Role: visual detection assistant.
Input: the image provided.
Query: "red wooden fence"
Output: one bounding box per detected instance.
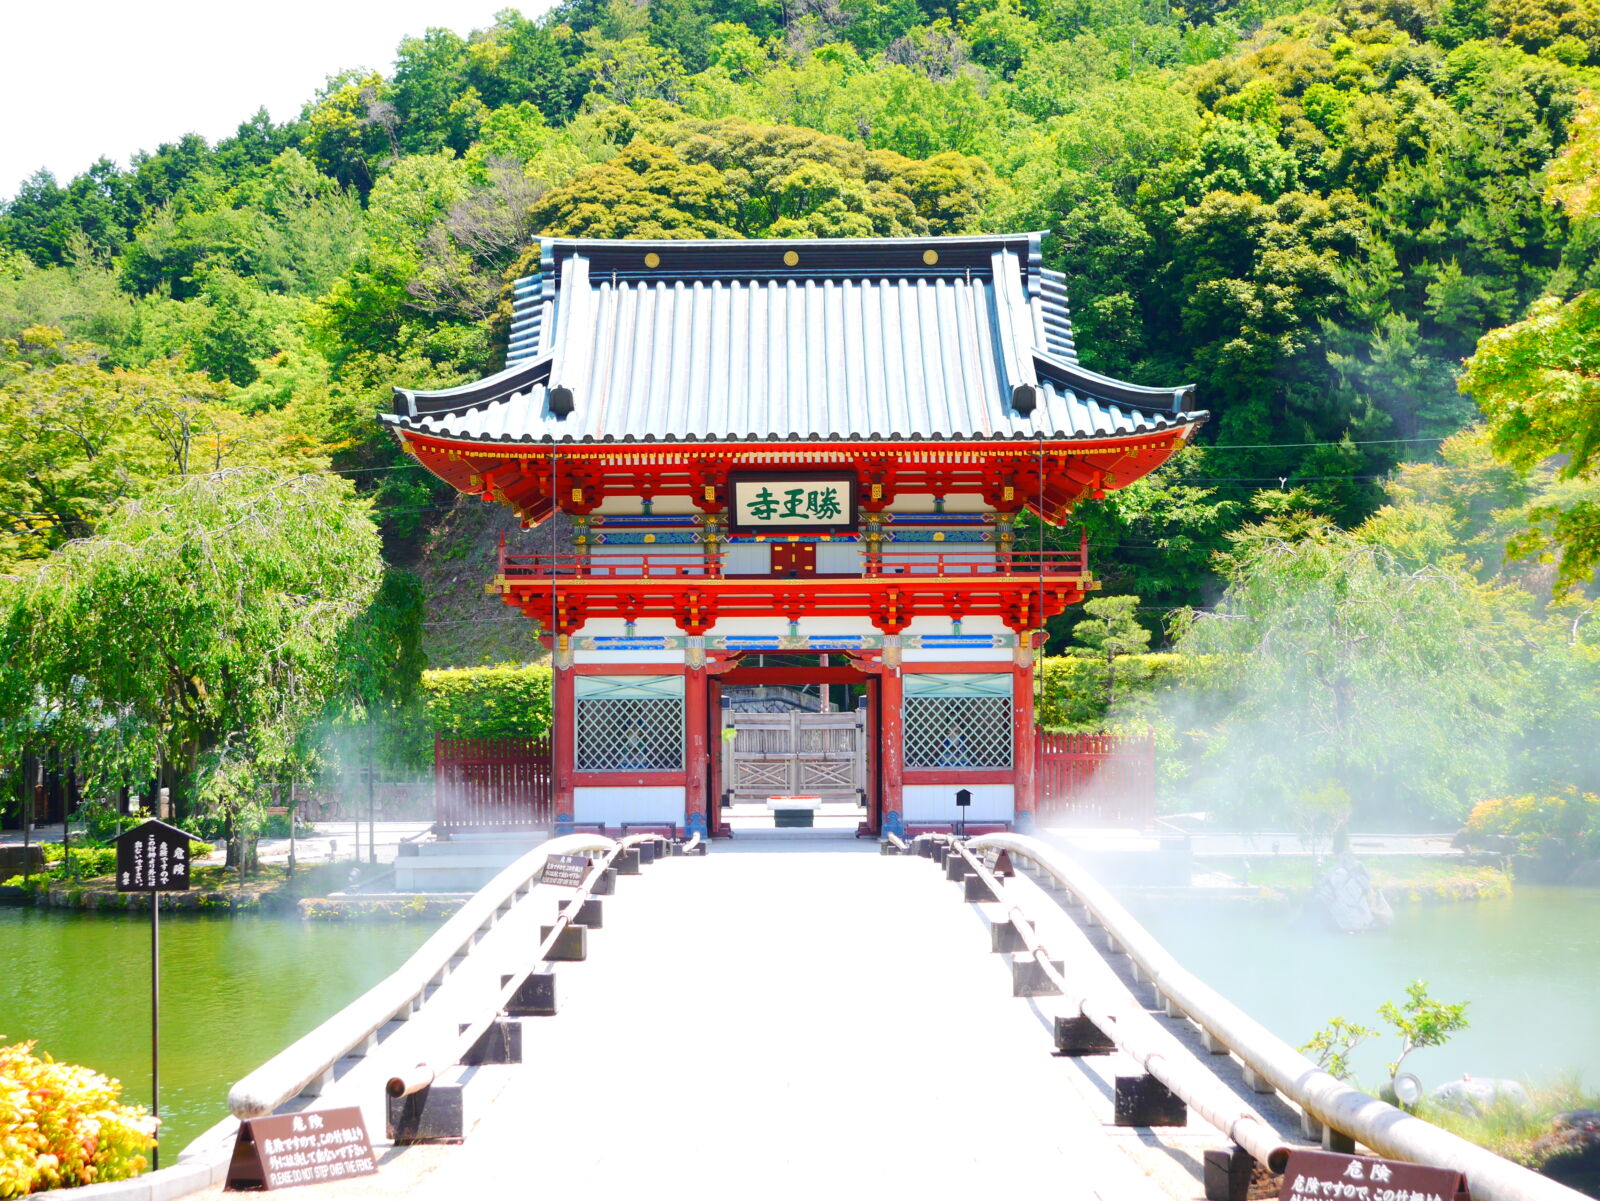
[434,736,553,831]
[1035,730,1156,827]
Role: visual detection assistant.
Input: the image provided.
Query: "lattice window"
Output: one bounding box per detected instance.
[903,673,1013,770]
[574,676,684,772]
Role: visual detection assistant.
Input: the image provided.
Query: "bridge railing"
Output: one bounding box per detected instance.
[970,833,1590,1201]
[228,831,616,1120]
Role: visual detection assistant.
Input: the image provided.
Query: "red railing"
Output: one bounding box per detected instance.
[497,546,1090,581]
[501,552,718,579]
[1035,730,1156,827]
[870,549,1088,576]
[434,736,553,830]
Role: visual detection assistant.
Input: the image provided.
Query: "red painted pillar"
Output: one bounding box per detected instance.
[880,666,904,838]
[684,664,709,840]
[1013,660,1037,830]
[553,658,575,830]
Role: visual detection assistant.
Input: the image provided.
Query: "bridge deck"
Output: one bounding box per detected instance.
[199,835,1246,1199]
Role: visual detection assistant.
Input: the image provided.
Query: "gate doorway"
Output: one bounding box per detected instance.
[710,654,878,835]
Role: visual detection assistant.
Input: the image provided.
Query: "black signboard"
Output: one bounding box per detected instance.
[115,819,196,892]
[540,853,591,889]
[225,1106,378,1191]
[1279,1149,1468,1201]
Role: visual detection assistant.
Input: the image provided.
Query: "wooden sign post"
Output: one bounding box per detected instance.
[115,818,199,1171]
[225,1106,378,1190]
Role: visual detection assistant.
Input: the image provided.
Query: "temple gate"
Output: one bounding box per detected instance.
[386,233,1203,838]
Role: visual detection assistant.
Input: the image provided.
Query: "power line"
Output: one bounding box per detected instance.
[1194,435,1450,451]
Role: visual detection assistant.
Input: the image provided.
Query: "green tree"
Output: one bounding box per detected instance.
[1071,594,1152,709]
[4,469,382,855]
[0,326,302,568]
[1461,89,1600,590]
[1380,979,1471,1081]
[1176,527,1526,825]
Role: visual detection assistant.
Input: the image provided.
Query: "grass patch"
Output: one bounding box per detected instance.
[1416,1078,1600,1178]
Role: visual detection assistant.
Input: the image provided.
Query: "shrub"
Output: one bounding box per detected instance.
[422,664,553,740]
[1036,653,1219,731]
[1464,788,1600,858]
[0,1040,157,1195]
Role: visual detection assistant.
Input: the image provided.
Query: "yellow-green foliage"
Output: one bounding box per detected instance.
[1035,653,1221,730]
[422,663,552,739]
[1465,787,1600,857]
[0,1040,156,1196]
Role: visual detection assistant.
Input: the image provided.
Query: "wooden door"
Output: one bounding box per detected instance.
[724,708,865,801]
[770,543,817,578]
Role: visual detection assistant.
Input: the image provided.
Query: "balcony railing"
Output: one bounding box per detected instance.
[499,545,1090,582]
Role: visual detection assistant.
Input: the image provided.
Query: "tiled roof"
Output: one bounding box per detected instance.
[385,233,1202,446]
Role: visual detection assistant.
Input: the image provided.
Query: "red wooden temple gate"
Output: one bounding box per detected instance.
[389,233,1202,839]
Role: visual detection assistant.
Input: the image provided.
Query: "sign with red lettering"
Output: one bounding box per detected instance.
[1279,1149,1468,1201]
[225,1106,378,1191]
[115,819,197,892]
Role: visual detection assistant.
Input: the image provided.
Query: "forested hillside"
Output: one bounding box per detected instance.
[3,0,1598,646]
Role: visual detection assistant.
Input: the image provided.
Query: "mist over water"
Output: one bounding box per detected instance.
[0,908,435,1151]
[1118,886,1600,1089]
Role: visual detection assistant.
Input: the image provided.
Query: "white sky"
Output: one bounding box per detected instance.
[1,0,552,201]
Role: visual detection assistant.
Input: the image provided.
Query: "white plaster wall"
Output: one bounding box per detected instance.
[880,547,996,576]
[902,615,1014,663]
[816,543,863,573]
[589,543,702,561]
[903,784,1014,822]
[594,495,698,515]
[570,616,689,664]
[906,615,1007,635]
[573,786,685,826]
[888,493,989,514]
[723,543,770,574]
[573,649,687,664]
[708,616,879,639]
[576,618,682,637]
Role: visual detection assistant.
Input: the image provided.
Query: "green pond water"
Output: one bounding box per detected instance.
[1117,885,1600,1092]
[0,908,436,1153]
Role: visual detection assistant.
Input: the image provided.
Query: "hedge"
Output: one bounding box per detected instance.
[416,657,1220,743]
[423,664,553,741]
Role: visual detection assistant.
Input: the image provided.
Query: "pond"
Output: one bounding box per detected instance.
[1117,885,1600,1092]
[0,908,437,1153]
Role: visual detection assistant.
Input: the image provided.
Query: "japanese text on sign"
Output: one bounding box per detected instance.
[540,853,591,889]
[115,819,196,893]
[1279,1150,1467,1201]
[225,1105,379,1191]
[729,474,857,533]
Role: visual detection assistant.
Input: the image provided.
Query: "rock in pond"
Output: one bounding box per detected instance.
[1428,1076,1531,1115]
[1308,853,1393,932]
[1567,859,1600,887]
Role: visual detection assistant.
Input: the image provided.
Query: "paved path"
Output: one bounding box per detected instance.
[201,834,1199,1200]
